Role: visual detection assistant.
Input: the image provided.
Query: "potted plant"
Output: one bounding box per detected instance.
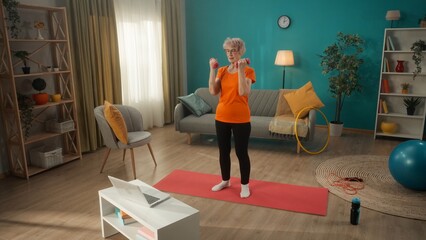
[13,50,30,74]
[32,78,49,105]
[401,83,409,94]
[403,97,422,115]
[411,40,425,80]
[17,93,34,139]
[2,0,21,38]
[320,32,365,136]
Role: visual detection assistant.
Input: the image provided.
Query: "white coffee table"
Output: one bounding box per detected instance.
[99,179,199,240]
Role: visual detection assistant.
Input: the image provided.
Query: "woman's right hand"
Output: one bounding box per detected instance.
[210,58,219,69]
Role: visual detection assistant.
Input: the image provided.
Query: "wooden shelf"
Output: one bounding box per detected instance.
[9,39,67,43]
[375,132,420,139]
[0,4,81,179]
[13,71,71,78]
[379,93,426,98]
[381,72,426,76]
[377,113,424,119]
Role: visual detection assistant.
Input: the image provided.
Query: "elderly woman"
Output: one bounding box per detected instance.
[208,37,256,198]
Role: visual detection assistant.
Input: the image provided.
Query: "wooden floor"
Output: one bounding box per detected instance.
[0,125,425,240]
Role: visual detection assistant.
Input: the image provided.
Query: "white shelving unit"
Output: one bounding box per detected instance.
[374,28,426,140]
[99,180,199,240]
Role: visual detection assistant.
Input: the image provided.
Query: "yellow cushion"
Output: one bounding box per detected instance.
[284,81,324,118]
[103,101,128,144]
[275,89,294,116]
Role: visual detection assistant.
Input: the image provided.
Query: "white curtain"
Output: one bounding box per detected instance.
[114,0,164,129]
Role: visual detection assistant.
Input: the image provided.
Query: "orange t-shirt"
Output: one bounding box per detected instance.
[215,66,256,123]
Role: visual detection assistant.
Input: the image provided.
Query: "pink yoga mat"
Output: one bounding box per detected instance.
[154,169,328,216]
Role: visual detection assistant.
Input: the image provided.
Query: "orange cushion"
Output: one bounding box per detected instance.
[275,89,294,116]
[284,81,324,118]
[103,101,128,144]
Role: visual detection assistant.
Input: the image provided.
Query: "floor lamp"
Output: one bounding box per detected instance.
[275,50,294,89]
[386,10,400,28]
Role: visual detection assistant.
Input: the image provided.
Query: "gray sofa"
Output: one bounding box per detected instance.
[174,88,317,152]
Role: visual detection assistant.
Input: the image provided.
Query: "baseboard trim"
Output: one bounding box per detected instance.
[316,125,374,135]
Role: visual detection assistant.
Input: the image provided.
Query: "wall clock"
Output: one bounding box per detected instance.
[277,15,291,29]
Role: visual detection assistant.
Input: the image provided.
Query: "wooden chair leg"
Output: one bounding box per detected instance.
[130,148,136,179]
[187,133,192,144]
[122,149,126,162]
[147,143,157,166]
[100,148,111,173]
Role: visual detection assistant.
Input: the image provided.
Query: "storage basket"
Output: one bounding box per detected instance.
[45,119,75,133]
[30,146,63,168]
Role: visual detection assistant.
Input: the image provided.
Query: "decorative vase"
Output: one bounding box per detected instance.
[32,93,49,105]
[380,121,398,134]
[36,29,44,40]
[395,60,404,72]
[330,122,344,137]
[407,107,415,116]
[51,94,61,102]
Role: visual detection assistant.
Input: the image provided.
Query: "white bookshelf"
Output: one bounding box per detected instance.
[374,28,426,140]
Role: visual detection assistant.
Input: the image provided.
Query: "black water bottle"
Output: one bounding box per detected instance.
[350,197,361,225]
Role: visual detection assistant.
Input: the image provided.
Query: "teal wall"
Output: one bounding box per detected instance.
[185,0,426,130]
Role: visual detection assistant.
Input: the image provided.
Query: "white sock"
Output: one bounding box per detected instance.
[211,180,230,191]
[240,183,250,198]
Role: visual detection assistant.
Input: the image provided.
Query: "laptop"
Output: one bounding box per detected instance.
[108,176,170,207]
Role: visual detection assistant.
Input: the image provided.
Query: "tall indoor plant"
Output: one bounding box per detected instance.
[320,32,365,136]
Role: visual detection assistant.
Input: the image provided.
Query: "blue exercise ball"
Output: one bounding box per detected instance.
[389,140,426,191]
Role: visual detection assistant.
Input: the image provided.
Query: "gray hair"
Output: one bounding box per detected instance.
[223,37,246,55]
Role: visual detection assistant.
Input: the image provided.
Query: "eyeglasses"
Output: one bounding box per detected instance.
[224,49,238,54]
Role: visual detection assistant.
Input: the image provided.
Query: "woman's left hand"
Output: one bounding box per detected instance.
[237,58,249,69]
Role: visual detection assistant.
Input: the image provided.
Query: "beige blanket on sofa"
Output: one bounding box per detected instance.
[268,114,308,137]
[268,89,308,137]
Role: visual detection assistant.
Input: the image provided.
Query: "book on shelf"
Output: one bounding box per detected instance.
[384,57,390,72]
[137,225,156,240]
[115,207,137,225]
[378,99,383,113]
[136,234,149,240]
[382,58,386,71]
[381,79,390,93]
[382,99,389,114]
[387,36,395,51]
[386,37,390,51]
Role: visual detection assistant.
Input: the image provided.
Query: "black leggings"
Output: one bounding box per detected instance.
[215,120,251,184]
